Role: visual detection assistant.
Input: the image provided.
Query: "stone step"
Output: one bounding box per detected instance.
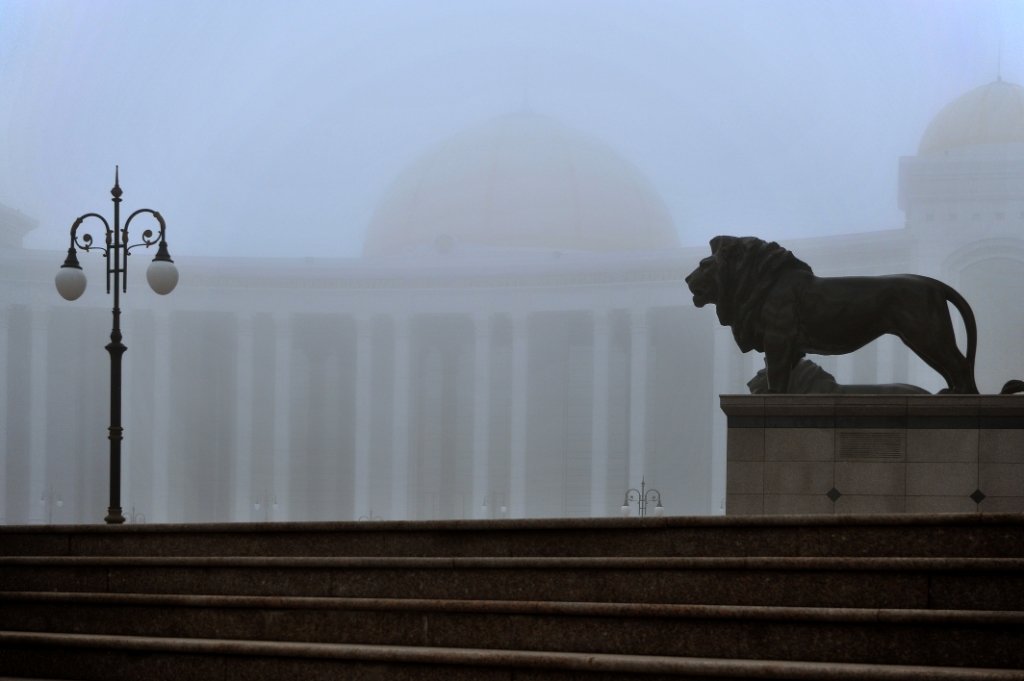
[2,591,1022,669]
[3,513,1023,558]
[2,631,1023,681]
[2,555,1021,610]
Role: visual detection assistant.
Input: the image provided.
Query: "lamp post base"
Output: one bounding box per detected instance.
[105,507,126,524]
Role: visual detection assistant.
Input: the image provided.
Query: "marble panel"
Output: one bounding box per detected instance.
[727,427,765,462]
[979,496,1024,512]
[834,462,906,496]
[764,461,834,496]
[906,429,978,463]
[725,493,764,515]
[979,463,1024,498]
[765,428,834,462]
[763,494,835,515]
[726,461,764,495]
[906,463,977,497]
[979,429,1024,463]
[835,495,907,514]
[905,495,979,514]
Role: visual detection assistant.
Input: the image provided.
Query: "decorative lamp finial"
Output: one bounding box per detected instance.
[112,165,122,199]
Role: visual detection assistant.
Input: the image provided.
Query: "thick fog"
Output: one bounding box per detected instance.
[2,0,1021,256]
[2,1,1023,524]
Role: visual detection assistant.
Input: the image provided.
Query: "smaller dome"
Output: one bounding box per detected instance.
[918,80,1024,154]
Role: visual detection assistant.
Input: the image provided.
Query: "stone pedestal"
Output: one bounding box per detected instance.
[723,395,1024,515]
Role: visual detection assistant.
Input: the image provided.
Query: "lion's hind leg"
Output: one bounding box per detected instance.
[898,317,978,394]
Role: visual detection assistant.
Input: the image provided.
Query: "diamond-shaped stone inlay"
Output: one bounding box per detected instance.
[826,487,842,502]
[970,489,987,504]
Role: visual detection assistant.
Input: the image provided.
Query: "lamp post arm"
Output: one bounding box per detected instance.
[123,208,167,251]
[68,213,112,256]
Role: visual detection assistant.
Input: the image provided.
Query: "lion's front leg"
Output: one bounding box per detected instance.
[764,332,800,393]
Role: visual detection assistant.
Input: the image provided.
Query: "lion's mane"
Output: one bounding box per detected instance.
[709,236,813,353]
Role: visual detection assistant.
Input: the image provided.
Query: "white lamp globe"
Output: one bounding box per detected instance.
[147,258,178,295]
[55,267,87,301]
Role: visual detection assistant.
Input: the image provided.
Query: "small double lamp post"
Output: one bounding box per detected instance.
[621,477,664,518]
[54,168,179,524]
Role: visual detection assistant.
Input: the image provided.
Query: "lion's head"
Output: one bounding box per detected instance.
[685,236,812,352]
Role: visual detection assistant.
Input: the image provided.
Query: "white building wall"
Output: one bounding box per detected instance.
[4,88,1024,523]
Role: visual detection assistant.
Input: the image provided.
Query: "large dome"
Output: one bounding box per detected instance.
[918,79,1024,154]
[363,113,678,256]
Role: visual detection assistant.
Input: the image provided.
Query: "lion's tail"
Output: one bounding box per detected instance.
[942,281,978,384]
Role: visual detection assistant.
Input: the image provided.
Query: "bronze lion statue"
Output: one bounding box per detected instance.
[685,236,979,394]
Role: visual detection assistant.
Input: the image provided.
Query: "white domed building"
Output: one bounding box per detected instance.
[364,113,679,256]
[2,83,1023,524]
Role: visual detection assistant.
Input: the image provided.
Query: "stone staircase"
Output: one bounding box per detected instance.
[1,513,1023,680]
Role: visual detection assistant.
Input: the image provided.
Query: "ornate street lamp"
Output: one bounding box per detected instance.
[358,508,385,521]
[480,494,507,518]
[41,484,64,525]
[621,478,664,518]
[253,490,278,522]
[54,168,178,524]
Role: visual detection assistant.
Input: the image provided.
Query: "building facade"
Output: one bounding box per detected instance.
[2,81,1022,524]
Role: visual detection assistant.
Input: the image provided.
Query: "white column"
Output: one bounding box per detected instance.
[391,316,411,520]
[0,306,8,523]
[354,315,373,520]
[471,314,491,519]
[628,308,648,487]
[835,354,855,385]
[232,313,255,521]
[876,335,897,384]
[151,311,172,522]
[273,312,292,521]
[322,347,343,520]
[589,310,610,517]
[509,313,528,517]
[746,352,764,387]
[29,307,48,523]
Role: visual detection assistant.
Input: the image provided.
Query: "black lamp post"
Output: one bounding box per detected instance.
[54,168,178,524]
[620,477,664,518]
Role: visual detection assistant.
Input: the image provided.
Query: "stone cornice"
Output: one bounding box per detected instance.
[721,394,1024,428]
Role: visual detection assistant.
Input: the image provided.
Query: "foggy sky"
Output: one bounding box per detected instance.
[2,0,1022,259]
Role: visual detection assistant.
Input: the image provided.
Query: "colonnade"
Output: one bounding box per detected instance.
[205,307,652,522]
[2,274,736,525]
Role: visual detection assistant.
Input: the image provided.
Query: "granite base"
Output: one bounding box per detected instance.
[722,395,1024,515]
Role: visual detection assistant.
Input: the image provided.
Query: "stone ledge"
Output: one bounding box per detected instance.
[4,631,1024,680]
[722,394,1024,428]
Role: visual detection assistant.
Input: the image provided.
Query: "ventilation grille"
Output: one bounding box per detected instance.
[837,430,906,461]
